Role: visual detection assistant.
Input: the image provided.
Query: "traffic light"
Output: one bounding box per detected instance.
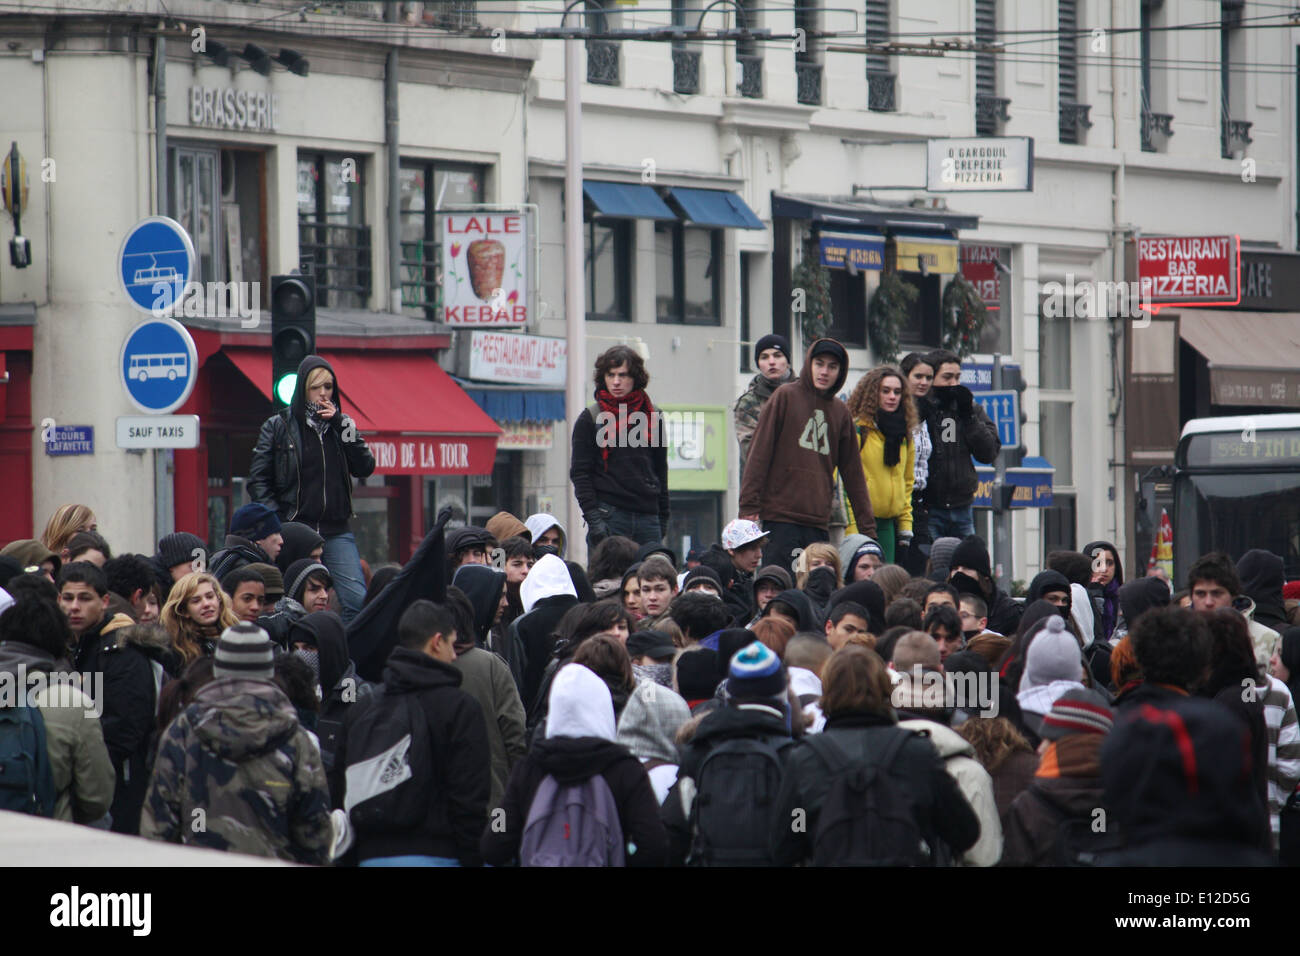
[1002,363,1029,467]
[270,274,315,408]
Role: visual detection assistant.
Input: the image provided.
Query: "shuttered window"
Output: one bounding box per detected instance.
[865,0,895,111]
[974,0,998,135]
[1058,0,1079,143]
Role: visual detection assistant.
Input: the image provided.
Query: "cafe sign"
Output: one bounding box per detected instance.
[440,212,531,326]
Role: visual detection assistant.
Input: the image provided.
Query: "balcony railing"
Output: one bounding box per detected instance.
[299,220,372,308]
[737,53,763,98]
[1221,118,1253,158]
[400,239,440,319]
[796,62,822,106]
[1141,108,1174,151]
[866,69,895,111]
[587,39,620,85]
[975,94,1011,135]
[673,49,700,95]
[1058,102,1093,145]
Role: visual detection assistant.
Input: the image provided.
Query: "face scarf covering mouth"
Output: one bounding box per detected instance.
[633,662,673,688]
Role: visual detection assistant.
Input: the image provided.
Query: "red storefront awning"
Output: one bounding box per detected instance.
[223,348,501,475]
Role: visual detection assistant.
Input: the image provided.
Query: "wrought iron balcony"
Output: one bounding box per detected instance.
[975,93,1011,134]
[1222,118,1253,157]
[1141,109,1174,151]
[796,61,822,106]
[673,49,700,95]
[737,53,763,98]
[1058,102,1093,144]
[866,69,895,112]
[587,40,620,86]
[299,220,372,308]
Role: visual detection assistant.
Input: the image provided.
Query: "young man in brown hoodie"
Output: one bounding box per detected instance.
[739,337,876,571]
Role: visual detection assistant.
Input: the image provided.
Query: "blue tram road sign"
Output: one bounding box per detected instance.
[117,216,197,315]
[120,316,199,415]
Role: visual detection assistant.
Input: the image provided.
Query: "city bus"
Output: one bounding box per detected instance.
[128,352,188,382]
[1172,414,1300,581]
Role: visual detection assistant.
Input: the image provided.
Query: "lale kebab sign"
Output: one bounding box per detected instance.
[441,212,530,325]
[1136,234,1241,311]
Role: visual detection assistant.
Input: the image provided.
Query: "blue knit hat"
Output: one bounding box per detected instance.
[230,502,282,542]
[726,641,787,700]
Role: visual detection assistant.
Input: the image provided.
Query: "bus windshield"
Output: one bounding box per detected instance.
[1174,471,1300,579]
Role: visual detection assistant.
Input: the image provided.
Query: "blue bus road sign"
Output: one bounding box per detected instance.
[973,389,1019,448]
[120,317,198,415]
[117,216,196,315]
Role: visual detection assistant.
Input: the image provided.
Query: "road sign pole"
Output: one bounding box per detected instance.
[992,353,1010,593]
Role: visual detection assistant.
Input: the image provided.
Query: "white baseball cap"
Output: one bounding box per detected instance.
[722,519,769,551]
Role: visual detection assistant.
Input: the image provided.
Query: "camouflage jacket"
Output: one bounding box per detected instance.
[733,370,795,475]
[141,676,332,865]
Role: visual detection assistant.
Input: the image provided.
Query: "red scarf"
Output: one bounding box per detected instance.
[594,388,654,465]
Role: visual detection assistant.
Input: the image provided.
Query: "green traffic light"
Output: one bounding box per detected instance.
[275,373,297,406]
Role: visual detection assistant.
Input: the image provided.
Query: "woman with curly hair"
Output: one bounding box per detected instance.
[845,365,917,565]
[160,571,240,664]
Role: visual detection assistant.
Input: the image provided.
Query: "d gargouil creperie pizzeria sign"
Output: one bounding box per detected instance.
[441,212,530,326]
[1136,235,1241,311]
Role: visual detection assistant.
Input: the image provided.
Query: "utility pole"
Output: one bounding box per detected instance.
[564,36,586,565]
[992,351,1010,591]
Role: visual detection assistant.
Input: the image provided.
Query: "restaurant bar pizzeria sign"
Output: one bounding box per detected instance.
[1136,234,1240,309]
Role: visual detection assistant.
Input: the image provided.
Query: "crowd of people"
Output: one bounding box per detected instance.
[1,344,1299,867]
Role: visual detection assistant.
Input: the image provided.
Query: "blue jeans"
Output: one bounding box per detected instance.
[929,506,975,542]
[592,502,662,550]
[321,531,365,625]
[359,855,461,867]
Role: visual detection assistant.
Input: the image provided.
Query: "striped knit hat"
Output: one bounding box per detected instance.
[726,641,786,700]
[213,623,276,681]
[1040,688,1113,740]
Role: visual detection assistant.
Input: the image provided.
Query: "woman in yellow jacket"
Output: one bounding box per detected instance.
[845,364,916,565]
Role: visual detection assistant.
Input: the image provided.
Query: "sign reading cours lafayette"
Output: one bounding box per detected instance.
[1136,235,1240,309]
[440,212,530,326]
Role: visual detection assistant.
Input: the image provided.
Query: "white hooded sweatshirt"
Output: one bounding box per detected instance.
[525,513,568,558]
[520,553,578,614]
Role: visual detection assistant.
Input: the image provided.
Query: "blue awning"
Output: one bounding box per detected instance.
[667,187,766,230]
[463,387,566,423]
[583,181,677,220]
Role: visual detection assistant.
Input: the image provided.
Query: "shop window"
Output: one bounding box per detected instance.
[1040,400,1073,485]
[399,161,487,320]
[298,152,372,308]
[351,476,401,567]
[655,223,721,326]
[827,268,868,348]
[206,431,258,551]
[585,218,632,322]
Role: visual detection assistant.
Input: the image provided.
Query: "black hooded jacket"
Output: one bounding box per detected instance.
[207,534,271,583]
[1027,570,1072,604]
[453,564,507,644]
[480,735,668,867]
[331,647,489,865]
[569,387,670,524]
[1237,549,1289,633]
[289,610,373,773]
[276,522,325,573]
[918,384,1001,510]
[825,580,886,635]
[248,354,376,535]
[764,588,819,633]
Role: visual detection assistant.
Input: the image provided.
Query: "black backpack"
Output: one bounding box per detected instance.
[805,730,932,867]
[342,688,436,835]
[1054,807,1126,866]
[688,735,791,866]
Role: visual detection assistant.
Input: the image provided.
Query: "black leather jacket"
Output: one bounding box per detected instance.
[248,409,376,530]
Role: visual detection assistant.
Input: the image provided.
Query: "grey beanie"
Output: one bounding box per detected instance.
[927,537,963,582]
[1020,616,1085,692]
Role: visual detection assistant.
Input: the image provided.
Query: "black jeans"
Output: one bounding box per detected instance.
[761,522,829,577]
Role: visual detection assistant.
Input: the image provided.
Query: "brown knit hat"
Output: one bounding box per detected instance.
[0,539,61,575]
[246,562,284,602]
[486,511,530,543]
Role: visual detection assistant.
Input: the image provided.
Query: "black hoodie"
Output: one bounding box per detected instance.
[737,338,875,535]
[825,580,887,636]
[1237,549,1289,633]
[453,564,507,644]
[288,610,373,773]
[764,588,819,633]
[331,646,489,865]
[247,354,376,534]
[276,522,325,573]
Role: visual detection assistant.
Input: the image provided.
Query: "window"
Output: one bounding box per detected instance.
[1140,0,1172,151]
[735,0,762,98]
[1220,0,1250,158]
[1058,0,1090,144]
[656,223,722,325]
[672,1,701,95]
[170,146,267,306]
[585,1,620,86]
[1039,310,1071,390]
[794,1,821,105]
[298,152,371,308]
[171,146,220,284]
[865,0,895,111]
[974,0,1007,135]
[1040,400,1073,485]
[585,218,632,322]
[423,0,478,29]
[740,252,753,371]
[1042,493,1077,554]
[828,268,867,348]
[399,161,487,320]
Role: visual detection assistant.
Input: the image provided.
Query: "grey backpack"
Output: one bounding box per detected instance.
[519,773,626,867]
